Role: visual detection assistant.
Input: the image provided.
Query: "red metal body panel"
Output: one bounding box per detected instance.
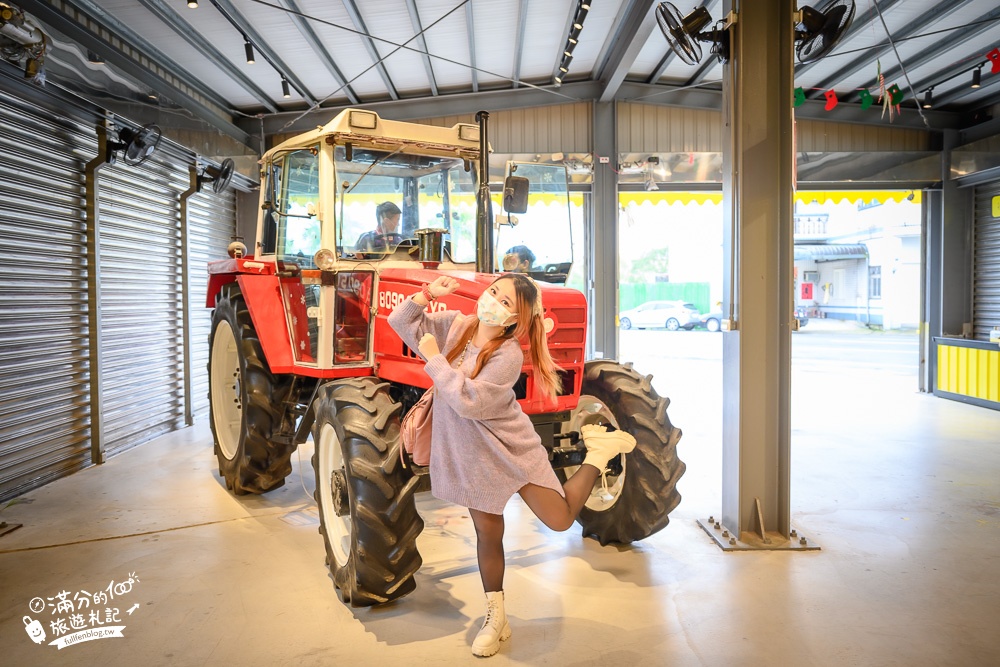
[374,269,587,414]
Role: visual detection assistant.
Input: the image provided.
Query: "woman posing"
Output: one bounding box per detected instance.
[388,273,636,657]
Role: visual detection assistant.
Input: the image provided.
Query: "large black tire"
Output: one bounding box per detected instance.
[312,378,424,607]
[560,360,685,545]
[208,282,296,494]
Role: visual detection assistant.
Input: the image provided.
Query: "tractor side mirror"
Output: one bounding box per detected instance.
[503,176,529,214]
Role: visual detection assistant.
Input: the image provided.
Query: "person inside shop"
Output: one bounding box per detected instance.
[354,201,402,255]
[501,245,535,273]
[387,273,636,658]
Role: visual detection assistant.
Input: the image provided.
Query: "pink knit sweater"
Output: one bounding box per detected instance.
[388,296,565,514]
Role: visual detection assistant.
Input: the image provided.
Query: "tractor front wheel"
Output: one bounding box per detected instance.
[560,360,685,545]
[209,283,296,494]
[312,378,424,606]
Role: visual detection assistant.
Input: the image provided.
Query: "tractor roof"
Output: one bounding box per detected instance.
[263,108,486,162]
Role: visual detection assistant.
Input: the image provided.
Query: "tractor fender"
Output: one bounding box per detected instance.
[235,274,295,371]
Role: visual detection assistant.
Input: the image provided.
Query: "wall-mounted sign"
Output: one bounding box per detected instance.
[993,195,1000,218]
[801,282,814,300]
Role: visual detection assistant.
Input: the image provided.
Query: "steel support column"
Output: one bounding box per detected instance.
[85,124,109,465]
[701,0,816,551]
[591,101,618,362]
[179,166,198,427]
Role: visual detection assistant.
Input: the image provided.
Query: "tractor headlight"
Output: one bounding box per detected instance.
[314,248,337,270]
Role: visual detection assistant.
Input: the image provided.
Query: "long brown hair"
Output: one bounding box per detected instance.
[445,273,562,399]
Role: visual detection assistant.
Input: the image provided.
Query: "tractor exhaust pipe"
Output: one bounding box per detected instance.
[475,110,494,274]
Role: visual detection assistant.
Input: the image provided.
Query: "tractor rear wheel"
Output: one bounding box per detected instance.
[209,282,296,494]
[312,378,424,606]
[560,360,685,545]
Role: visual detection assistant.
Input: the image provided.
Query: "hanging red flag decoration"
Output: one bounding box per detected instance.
[988,47,1000,74]
[824,89,838,111]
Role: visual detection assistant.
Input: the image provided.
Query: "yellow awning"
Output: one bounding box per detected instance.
[619,190,921,206]
[795,190,922,205]
[620,192,723,206]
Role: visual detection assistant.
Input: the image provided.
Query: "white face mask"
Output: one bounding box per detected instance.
[477,291,517,327]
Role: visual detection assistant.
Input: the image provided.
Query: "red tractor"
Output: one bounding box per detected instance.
[206,109,684,607]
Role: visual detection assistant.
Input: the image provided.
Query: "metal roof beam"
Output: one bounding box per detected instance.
[794,0,904,80]
[934,67,1000,107]
[465,1,478,92]
[684,57,717,87]
[596,0,658,103]
[276,0,359,105]
[17,0,253,148]
[339,0,399,100]
[512,0,529,89]
[208,0,319,106]
[404,0,438,96]
[807,0,974,100]
[247,79,962,137]
[135,0,278,113]
[910,47,995,103]
[879,6,1000,86]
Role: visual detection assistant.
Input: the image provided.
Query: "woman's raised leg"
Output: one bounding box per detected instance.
[518,464,602,532]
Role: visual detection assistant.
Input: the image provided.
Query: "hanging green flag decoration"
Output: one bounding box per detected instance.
[858,88,874,110]
[793,87,805,107]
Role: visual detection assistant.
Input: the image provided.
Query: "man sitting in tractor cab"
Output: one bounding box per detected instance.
[354,201,402,257]
[502,245,535,273]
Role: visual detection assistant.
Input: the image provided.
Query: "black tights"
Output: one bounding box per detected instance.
[468,464,603,593]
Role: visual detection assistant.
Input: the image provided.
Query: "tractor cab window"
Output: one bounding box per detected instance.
[263,146,321,268]
[333,144,476,264]
[495,162,574,283]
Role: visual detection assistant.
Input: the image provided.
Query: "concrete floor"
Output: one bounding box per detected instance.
[2,340,999,666]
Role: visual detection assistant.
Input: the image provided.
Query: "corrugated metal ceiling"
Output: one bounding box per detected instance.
[8,0,1000,144]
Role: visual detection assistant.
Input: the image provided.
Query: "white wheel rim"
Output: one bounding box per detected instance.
[708,319,719,332]
[566,394,628,511]
[210,320,241,460]
[317,423,352,567]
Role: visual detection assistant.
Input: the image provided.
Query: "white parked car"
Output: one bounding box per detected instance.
[619,300,701,331]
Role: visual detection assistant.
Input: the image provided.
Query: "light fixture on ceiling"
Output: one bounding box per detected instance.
[555,1,588,88]
[971,65,982,89]
[187,0,198,7]
[244,36,254,64]
[921,88,933,109]
[281,76,290,98]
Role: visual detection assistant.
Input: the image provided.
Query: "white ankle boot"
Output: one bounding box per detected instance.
[471,590,511,657]
[581,424,637,470]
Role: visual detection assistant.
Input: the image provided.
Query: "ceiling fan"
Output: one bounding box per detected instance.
[656,1,855,66]
[106,123,161,167]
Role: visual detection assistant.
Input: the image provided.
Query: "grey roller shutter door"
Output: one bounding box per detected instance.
[188,189,237,418]
[0,90,95,501]
[973,182,1000,341]
[98,157,187,457]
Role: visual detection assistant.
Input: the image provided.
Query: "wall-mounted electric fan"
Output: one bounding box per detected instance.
[106,123,161,167]
[657,1,855,66]
[197,158,235,194]
[795,0,855,64]
[655,2,730,65]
